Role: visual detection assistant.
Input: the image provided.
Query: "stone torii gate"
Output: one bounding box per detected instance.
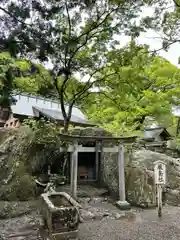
[59,134,137,210]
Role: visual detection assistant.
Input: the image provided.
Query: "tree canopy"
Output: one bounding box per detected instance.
[85,42,180,135]
[0,0,180,135]
[0,51,54,107]
[0,0,160,131]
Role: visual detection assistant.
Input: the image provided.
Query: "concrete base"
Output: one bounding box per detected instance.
[116,200,131,210]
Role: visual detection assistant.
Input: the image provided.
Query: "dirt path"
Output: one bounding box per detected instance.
[1,198,180,240]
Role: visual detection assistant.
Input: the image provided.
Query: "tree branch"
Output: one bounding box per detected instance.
[64,2,72,67]
[63,68,103,119]
[70,68,104,101]
[72,71,117,104]
[173,0,180,7]
[77,91,91,103]
[76,7,114,40]
[150,40,179,54]
[98,91,122,109]
[64,70,114,119]
[67,6,120,67]
[53,76,67,120]
[63,90,69,101]
[0,6,32,26]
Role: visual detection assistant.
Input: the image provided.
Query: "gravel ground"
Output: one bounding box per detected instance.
[79,206,180,240]
[1,199,180,240]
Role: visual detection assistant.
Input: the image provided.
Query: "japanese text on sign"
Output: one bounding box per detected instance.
[154,161,166,185]
[158,164,164,183]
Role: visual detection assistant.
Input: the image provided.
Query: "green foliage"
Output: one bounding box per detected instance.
[23,118,61,146]
[22,118,65,173]
[0,0,179,135]
[85,42,180,135]
[0,0,157,130]
[0,51,55,106]
[0,52,14,107]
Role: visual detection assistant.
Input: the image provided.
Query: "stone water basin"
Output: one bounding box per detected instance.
[40,192,80,240]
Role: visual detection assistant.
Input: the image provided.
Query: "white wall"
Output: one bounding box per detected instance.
[11,94,87,120]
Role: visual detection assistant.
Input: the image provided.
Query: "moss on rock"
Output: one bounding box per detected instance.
[0,126,63,201]
[102,147,180,207]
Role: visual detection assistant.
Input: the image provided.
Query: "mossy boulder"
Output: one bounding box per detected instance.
[102,147,180,207]
[0,174,37,201]
[0,126,64,201]
[0,128,36,201]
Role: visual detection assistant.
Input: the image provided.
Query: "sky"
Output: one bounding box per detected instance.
[140,35,180,67]
[117,4,180,68]
[117,31,180,67]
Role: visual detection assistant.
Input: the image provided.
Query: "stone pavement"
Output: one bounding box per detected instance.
[1,198,180,240]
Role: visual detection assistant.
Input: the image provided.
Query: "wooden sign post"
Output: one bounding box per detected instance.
[154,160,166,217]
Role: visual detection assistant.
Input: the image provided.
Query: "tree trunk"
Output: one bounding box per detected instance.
[62,117,70,178]
[63,118,69,133]
[176,118,180,136]
[134,115,146,130]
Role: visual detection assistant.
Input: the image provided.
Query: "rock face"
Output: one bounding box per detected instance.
[0,128,37,201]
[102,148,180,207]
[0,127,63,201]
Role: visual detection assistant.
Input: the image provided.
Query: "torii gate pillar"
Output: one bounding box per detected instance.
[116,144,130,210]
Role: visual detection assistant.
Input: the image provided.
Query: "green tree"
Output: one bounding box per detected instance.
[86,42,180,135]
[0,52,14,108]
[0,0,156,131]
[141,0,180,55]
[0,51,54,104]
